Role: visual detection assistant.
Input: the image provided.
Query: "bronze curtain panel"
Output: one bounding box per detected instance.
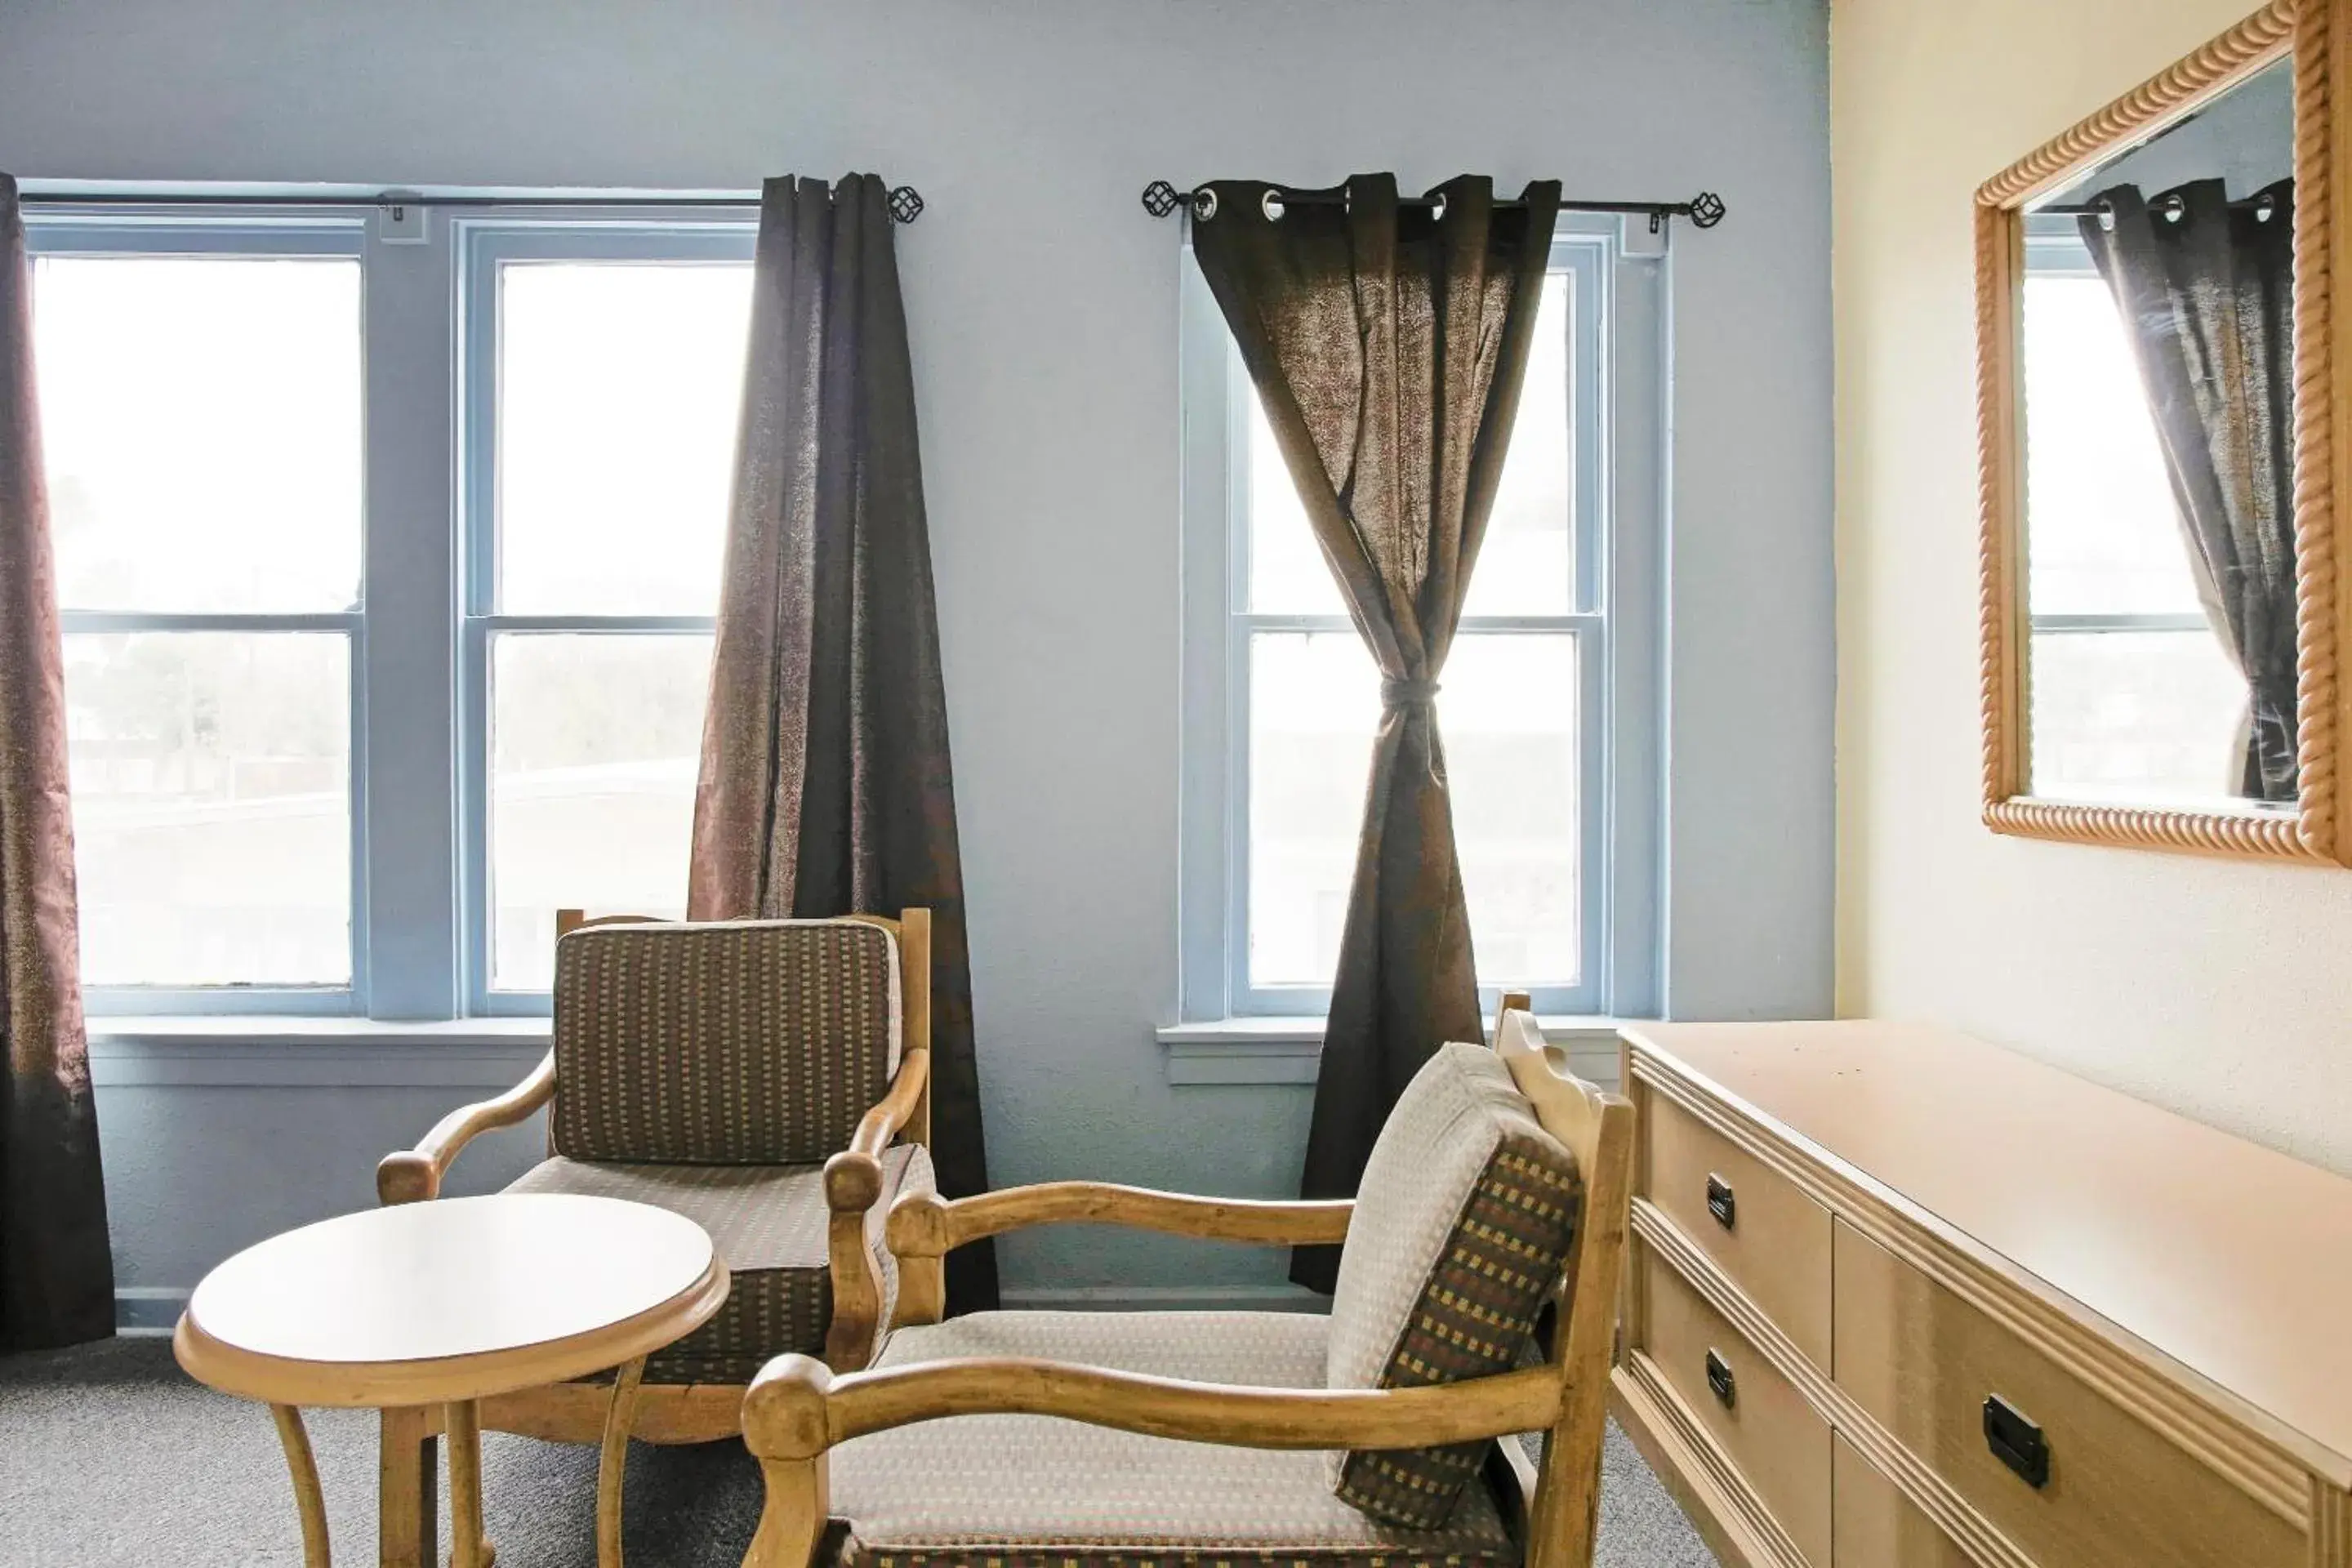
[2082,178,2299,801]
[1192,174,1559,1290]
[0,173,114,1350]
[688,173,996,1312]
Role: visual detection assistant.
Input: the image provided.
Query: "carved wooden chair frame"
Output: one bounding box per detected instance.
[736,1001,1635,1568]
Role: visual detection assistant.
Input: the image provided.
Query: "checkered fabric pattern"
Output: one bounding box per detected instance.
[1324,1042,1584,1529]
[549,919,902,1165]
[506,1143,933,1382]
[826,1311,1521,1568]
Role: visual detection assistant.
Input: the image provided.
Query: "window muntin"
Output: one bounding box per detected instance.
[461,228,754,1002]
[30,229,365,996]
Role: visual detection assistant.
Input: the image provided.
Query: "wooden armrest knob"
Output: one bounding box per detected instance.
[885,1191,950,1256]
[376,1151,439,1206]
[743,1353,835,1459]
[824,1150,884,1213]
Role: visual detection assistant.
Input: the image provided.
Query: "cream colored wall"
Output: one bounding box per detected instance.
[1833,0,2352,1178]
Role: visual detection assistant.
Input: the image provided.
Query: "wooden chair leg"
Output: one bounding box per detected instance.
[598,1357,648,1568]
[378,1405,439,1568]
[448,1398,493,1568]
[269,1405,331,1568]
[743,1454,829,1568]
[1526,1409,1607,1568]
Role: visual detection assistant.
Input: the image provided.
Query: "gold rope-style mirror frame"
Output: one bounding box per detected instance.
[1976,0,2351,862]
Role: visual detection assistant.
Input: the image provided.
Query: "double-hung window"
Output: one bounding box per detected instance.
[33,219,367,1005]
[459,223,752,1002]
[26,203,755,1016]
[1178,215,1664,1021]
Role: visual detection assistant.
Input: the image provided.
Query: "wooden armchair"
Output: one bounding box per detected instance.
[740,1004,1634,1568]
[376,908,938,1462]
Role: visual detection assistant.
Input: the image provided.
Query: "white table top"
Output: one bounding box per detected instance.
[176,1194,727,1407]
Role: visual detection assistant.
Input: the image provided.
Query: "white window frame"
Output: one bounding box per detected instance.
[28,201,755,1018]
[455,219,754,1015]
[1176,214,1665,1022]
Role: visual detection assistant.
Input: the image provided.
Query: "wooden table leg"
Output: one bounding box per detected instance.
[447,1397,494,1568]
[598,1357,648,1568]
[379,1405,439,1568]
[269,1405,331,1568]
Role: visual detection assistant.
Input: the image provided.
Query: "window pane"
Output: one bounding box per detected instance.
[1245,272,1572,616]
[2029,628,2252,804]
[1446,635,1581,982]
[488,632,713,990]
[33,256,362,611]
[64,632,351,986]
[2022,270,2207,617]
[1247,631,1580,989]
[1463,273,1572,616]
[498,263,752,614]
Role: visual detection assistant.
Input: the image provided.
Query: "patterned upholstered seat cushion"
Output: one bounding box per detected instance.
[505,1143,933,1383]
[826,1310,1520,1568]
[1324,1041,1584,1530]
[550,918,902,1165]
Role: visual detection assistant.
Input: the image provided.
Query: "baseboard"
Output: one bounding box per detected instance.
[999,1283,1329,1313]
[114,1286,189,1336]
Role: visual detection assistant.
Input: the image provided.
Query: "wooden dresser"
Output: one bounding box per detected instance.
[1612,1021,2352,1568]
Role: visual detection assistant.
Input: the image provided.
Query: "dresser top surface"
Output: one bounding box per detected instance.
[1622,1018,2352,1476]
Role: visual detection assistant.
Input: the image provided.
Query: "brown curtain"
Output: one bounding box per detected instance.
[1192,175,1559,1290]
[0,172,115,1350]
[2081,178,2299,801]
[688,174,996,1313]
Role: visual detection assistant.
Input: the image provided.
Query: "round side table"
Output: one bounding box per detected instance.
[175,1192,728,1568]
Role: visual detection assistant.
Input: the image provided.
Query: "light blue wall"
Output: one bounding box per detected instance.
[0,0,1834,1321]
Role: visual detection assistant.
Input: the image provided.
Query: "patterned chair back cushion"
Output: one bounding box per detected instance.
[1324,1040,1585,1530]
[550,919,902,1165]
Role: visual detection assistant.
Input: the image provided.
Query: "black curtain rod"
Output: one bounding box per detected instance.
[1141,180,1726,231]
[16,186,927,220]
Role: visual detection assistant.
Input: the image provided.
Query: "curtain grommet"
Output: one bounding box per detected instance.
[1262,189,1286,221]
[1192,187,1219,222]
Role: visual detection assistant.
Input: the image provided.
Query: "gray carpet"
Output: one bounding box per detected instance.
[1,1336,1717,1567]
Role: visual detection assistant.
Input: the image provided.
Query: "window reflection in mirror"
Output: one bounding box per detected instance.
[2020,56,2296,812]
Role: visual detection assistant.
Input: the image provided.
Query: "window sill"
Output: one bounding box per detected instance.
[1155,1016,1626,1086]
[85,1015,551,1089]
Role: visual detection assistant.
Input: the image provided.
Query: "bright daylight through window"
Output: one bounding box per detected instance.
[480,259,748,991]
[1233,270,1592,1007]
[2022,260,2246,804]
[28,213,754,1009]
[37,252,362,989]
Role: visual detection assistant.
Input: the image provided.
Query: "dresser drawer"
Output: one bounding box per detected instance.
[1833,1435,1974,1568]
[1832,1222,2302,1568]
[1641,1242,1833,1568]
[1645,1085,1833,1368]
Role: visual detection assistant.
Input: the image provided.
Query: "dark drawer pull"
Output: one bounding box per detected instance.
[1983,1395,2048,1489]
[1705,1174,1736,1229]
[1704,1348,1735,1408]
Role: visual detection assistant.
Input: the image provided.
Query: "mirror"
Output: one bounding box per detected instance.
[1978,1,2350,861]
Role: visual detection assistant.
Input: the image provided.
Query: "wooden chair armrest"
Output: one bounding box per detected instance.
[743,1352,1560,1459]
[823,1049,932,1212]
[375,1051,557,1205]
[818,1049,933,1370]
[884,1182,1352,1257]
